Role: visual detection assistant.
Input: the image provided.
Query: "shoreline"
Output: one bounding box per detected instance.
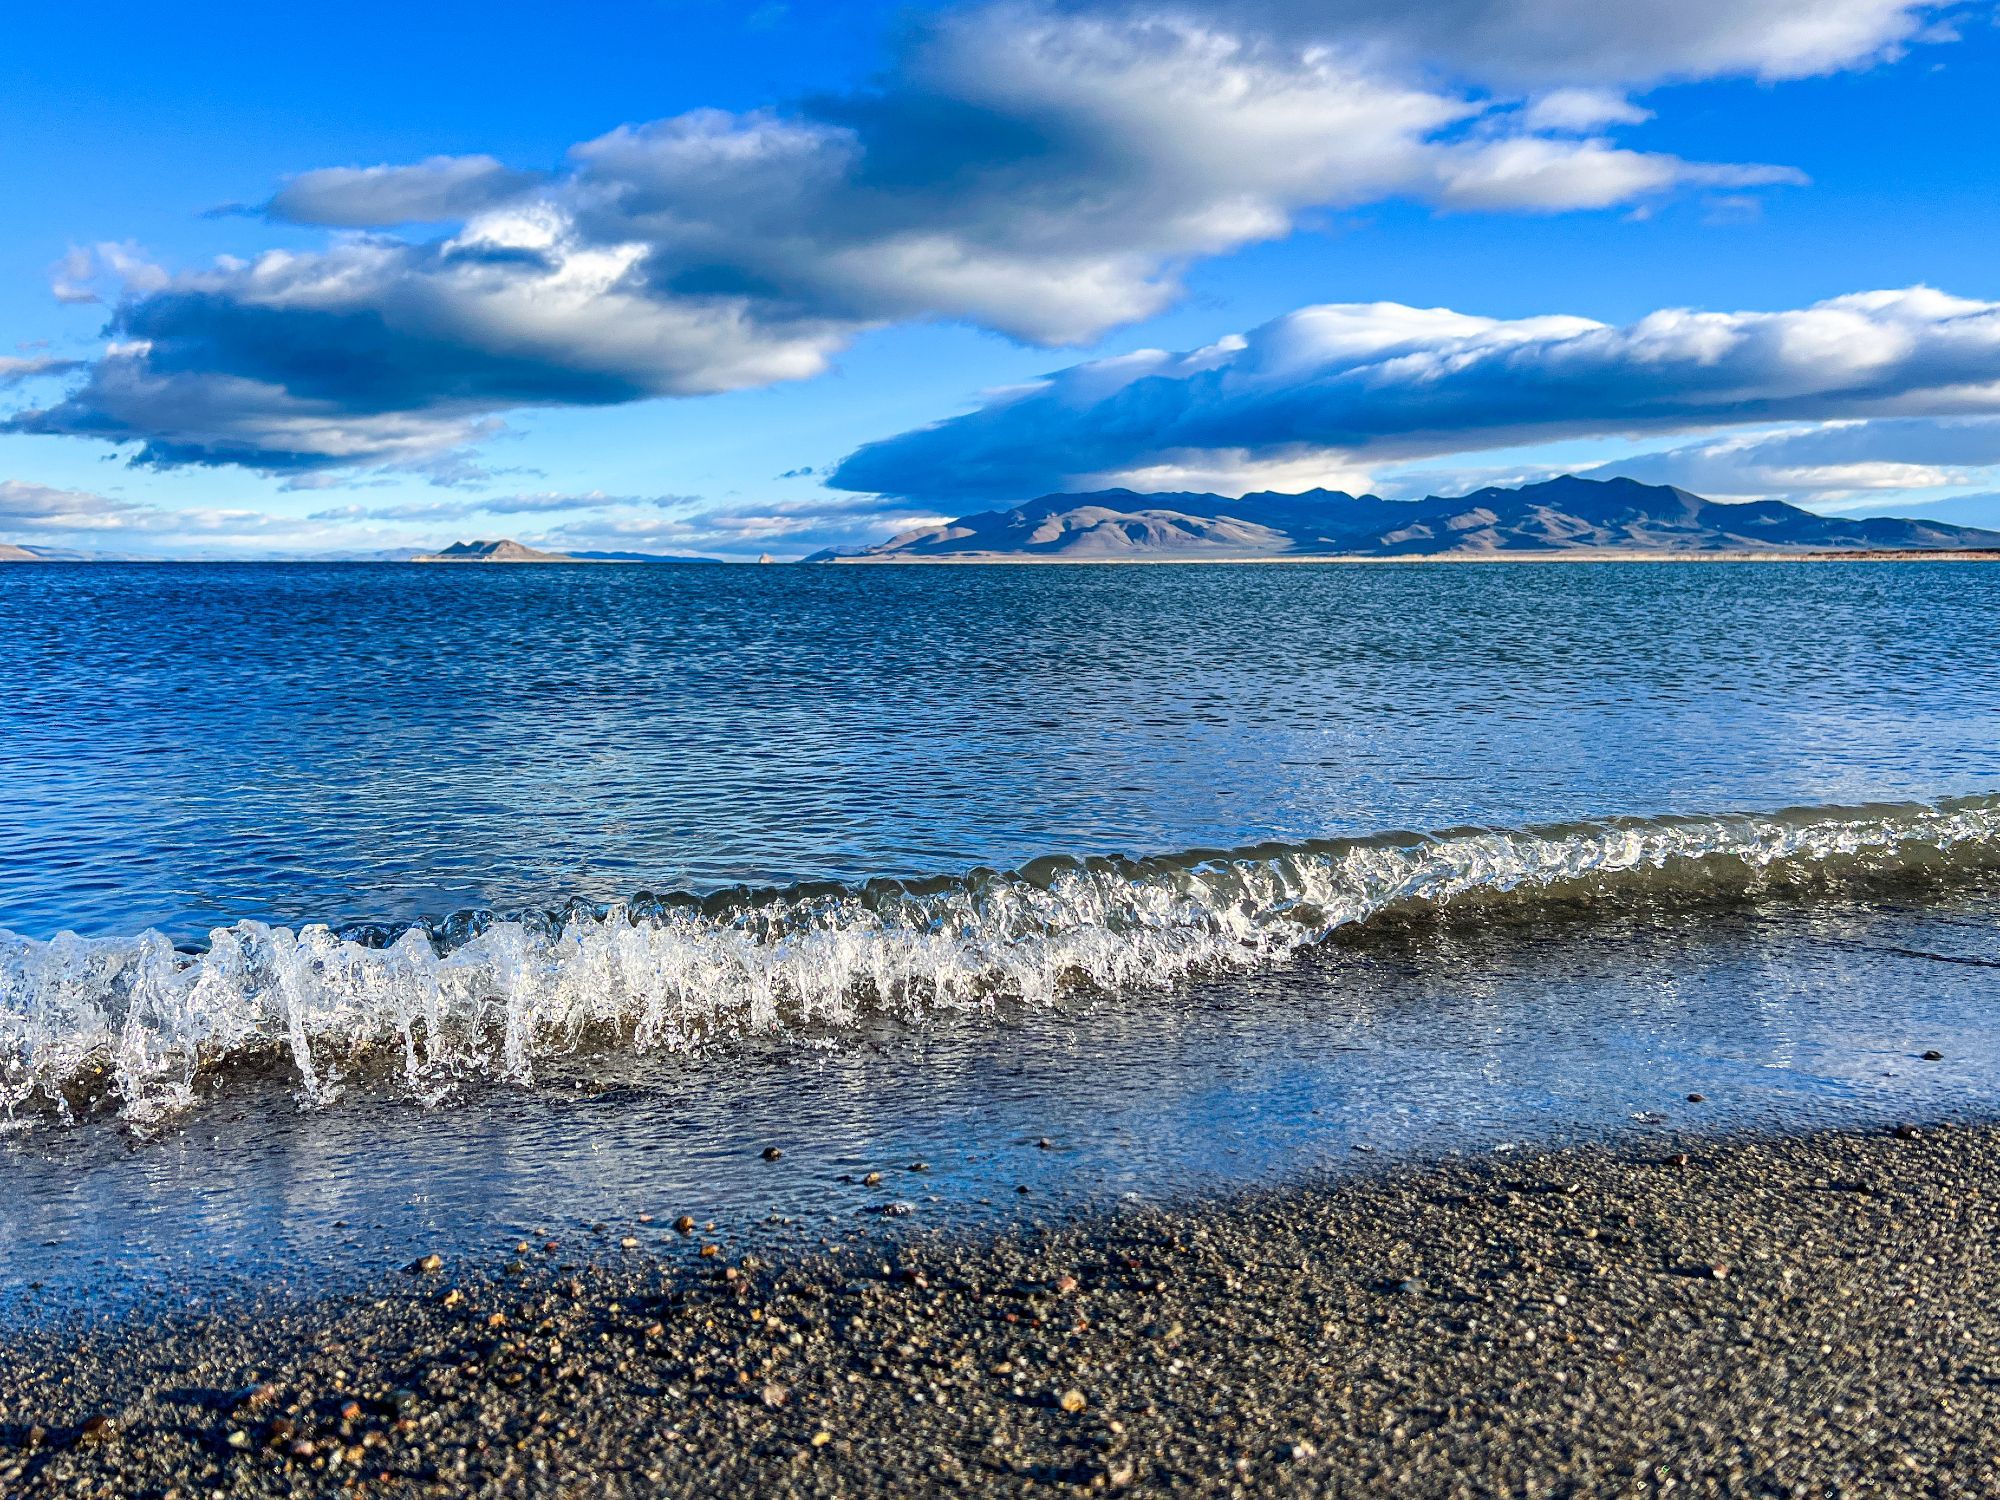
[6,1120,1995,1496]
[10,548,2000,567]
[822,547,2000,565]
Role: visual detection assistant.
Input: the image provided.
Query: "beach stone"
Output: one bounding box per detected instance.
[407,1253,443,1275]
[761,1146,784,1161]
[1923,1050,1944,1061]
[674,1216,696,1234]
[1894,1125,1922,1141]
[78,1415,113,1443]
[1058,1388,1088,1413]
[1686,1093,1707,1103]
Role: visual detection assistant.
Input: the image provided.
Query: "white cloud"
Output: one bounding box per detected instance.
[1184,0,1955,86]
[1521,89,1655,132]
[1580,416,2000,500]
[829,287,2000,503]
[265,155,544,227]
[534,497,954,558]
[8,1,1809,478]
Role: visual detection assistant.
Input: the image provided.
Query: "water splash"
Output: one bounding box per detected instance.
[5,796,1999,1126]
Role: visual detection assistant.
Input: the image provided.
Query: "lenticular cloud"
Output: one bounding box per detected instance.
[829,288,2000,505]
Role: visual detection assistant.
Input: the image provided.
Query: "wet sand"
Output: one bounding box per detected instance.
[5,1120,1994,1497]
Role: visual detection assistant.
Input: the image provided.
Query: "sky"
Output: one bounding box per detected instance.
[3,0,2000,558]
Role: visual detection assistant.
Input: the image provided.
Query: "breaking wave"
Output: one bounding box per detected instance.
[5,795,2000,1127]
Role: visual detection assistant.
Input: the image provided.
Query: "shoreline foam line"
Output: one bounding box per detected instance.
[5,795,1999,1126]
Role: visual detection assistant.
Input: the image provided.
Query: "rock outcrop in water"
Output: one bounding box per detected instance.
[811,474,2000,561]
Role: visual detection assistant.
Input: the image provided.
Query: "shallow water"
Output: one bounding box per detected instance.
[7,874,2000,1320]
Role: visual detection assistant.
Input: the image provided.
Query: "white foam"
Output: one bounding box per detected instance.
[5,796,1997,1125]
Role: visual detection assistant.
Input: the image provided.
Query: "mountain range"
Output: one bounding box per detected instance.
[810,475,2000,562]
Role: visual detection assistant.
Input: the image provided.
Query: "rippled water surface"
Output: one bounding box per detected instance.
[4,561,1996,942]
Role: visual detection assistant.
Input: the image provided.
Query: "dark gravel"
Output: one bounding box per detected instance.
[5,1122,1997,1498]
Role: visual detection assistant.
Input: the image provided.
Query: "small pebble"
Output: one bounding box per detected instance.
[761,1146,783,1161]
[1923,1050,1944,1061]
[1058,1388,1088,1413]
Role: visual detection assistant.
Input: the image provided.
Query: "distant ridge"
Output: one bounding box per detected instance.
[410,539,585,564]
[810,475,2000,562]
[0,541,129,562]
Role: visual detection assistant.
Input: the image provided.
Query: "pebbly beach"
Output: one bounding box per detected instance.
[6,1120,1995,1498]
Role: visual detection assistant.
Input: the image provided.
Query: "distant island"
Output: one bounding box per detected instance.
[411,539,600,564]
[809,475,2000,563]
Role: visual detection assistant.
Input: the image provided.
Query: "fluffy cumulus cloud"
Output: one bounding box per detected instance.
[6,0,1819,479]
[828,287,2000,503]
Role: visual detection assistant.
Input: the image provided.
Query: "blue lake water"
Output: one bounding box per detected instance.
[4,560,1996,942]
[3,560,1999,1313]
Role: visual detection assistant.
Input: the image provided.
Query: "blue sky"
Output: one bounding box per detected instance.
[3,0,1999,557]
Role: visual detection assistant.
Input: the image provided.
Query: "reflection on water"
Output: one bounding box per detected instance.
[7,879,1999,1319]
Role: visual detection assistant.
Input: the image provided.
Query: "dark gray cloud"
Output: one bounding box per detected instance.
[828,288,2000,504]
[7,1,1807,478]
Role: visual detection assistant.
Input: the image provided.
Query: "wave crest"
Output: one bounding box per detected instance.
[5,796,1999,1126]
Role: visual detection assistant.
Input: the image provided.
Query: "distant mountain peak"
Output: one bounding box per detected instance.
[813,474,2000,563]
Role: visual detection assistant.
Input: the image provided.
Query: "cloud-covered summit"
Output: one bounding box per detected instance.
[6,0,1819,479]
[829,287,2000,504]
